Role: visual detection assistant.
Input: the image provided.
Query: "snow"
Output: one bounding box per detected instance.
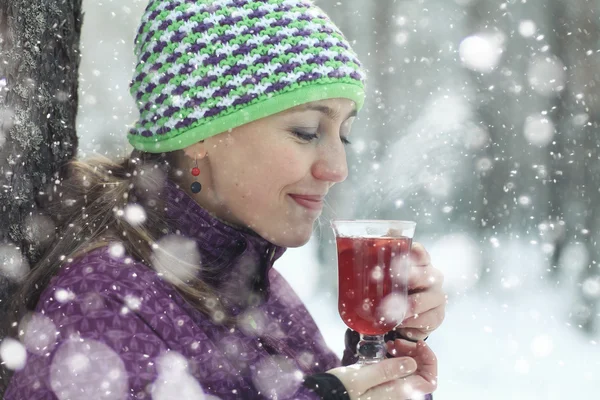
[518,20,537,38]
[275,234,600,399]
[582,277,600,299]
[152,351,209,400]
[0,244,30,282]
[108,242,126,259]
[527,55,566,96]
[123,203,147,226]
[21,313,58,356]
[459,34,504,73]
[150,235,202,284]
[523,115,555,147]
[0,338,27,371]
[379,293,409,323]
[49,337,129,400]
[54,289,76,303]
[250,355,303,399]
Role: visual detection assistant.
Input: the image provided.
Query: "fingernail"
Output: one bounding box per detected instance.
[398,358,417,375]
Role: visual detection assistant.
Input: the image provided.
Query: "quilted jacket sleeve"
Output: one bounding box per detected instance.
[4,269,171,400]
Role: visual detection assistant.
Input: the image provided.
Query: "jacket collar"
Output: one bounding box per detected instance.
[163,179,287,316]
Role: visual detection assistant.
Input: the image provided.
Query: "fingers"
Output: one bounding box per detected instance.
[407,288,444,314]
[403,307,445,331]
[401,283,446,320]
[386,338,418,358]
[331,357,417,395]
[415,341,438,380]
[387,340,437,382]
[362,357,417,392]
[364,341,438,399]
[410,242,431,266]
[362,374,434,400]
[406,265,444,293]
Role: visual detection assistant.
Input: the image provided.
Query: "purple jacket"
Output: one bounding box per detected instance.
[5,180,432,399]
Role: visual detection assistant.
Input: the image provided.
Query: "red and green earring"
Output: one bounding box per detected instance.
[191,159,202,194]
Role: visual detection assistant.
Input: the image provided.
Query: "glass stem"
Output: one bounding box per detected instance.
[356,334,386,365]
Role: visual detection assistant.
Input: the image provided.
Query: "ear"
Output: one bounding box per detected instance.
[182,140,207,161]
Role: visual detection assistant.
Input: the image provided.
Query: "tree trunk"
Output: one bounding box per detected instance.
[550,0,600,334]
[0,0,82,353]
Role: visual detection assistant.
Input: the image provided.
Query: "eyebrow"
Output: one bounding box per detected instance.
[293,104,358,121]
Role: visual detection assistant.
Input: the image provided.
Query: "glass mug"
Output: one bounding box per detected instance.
[331,220,416,365]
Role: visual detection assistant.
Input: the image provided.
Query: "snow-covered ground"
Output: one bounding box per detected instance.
[275,236,600,399]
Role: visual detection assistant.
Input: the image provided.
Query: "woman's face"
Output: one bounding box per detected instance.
[183,98,357,247]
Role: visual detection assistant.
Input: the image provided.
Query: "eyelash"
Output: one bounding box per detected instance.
[292,131,352,145]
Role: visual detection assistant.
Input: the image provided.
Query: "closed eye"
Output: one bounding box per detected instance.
[291,130,352,145]
[291,130,318,142]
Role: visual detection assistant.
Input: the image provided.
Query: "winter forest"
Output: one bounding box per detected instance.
[1,0,600,398]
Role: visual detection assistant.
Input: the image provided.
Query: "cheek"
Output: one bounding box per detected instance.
[262,147,307,180]
[218,139,308,200]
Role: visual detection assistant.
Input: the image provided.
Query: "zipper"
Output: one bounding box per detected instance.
[269,246,276,262]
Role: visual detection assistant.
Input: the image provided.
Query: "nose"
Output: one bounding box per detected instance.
[312,138,349,184]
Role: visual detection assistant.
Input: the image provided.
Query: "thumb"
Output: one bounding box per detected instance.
[328,357,417,397]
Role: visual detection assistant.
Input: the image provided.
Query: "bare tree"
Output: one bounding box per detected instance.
[0,0,82,389]
[550,0,600,334]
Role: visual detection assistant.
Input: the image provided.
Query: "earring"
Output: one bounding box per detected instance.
[191,158,202,194]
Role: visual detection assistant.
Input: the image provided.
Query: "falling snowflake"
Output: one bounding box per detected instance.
[251,355,303,399]
[108,242,126,259]
[582,276,600,299]
[523,115,555,147]
[124,203,147,226]
[0,338,27,370]
[527,55,566,96]
[21,313,58,356]
[238,308,268,337]
[0,243,30,282]
[54,289,76,303]
[518,20,537,37]
[378,293,409,324]
[152,351,212,400]
[475,157,493,173]
[371,266,384,281]
[459,33,504,73]
[124,295,142,311]
[151,235,202,285]
[50,338,128,400]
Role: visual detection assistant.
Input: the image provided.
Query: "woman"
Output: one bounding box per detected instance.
[2,0,446,399]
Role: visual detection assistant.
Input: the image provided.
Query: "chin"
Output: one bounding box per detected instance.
[280,235,312,248]
[270,225,314,248]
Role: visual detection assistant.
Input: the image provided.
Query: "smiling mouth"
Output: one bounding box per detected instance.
[288,194,324,211]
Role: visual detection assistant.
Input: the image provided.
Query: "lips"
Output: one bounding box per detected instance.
[289,194,324,211]
[289,194,325,201]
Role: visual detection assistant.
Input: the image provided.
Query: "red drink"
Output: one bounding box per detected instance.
[336,236,412,335]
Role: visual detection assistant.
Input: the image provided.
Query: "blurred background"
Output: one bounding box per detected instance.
[78,0,600,398]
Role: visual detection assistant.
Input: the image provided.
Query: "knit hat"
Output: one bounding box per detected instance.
[127,0,366,153]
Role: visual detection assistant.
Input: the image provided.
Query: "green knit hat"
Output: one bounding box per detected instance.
[128,0,366,153]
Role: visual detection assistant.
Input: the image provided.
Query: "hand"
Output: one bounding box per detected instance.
[396,242,447,341]
[386,339,438,397]
[327,340,438,399]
